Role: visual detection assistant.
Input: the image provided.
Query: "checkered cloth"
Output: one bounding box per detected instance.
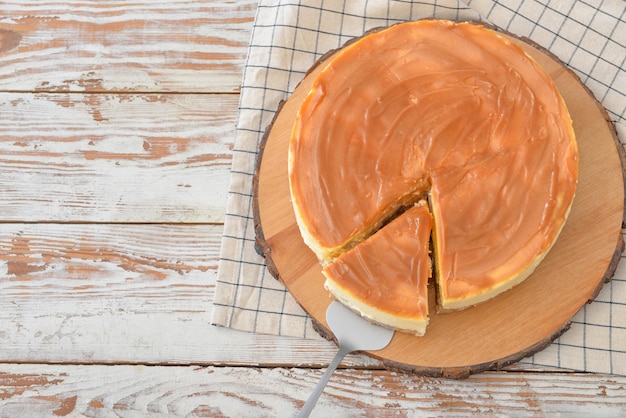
[211,0,626,375]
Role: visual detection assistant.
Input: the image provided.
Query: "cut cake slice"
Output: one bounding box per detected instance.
[323,202,432,336]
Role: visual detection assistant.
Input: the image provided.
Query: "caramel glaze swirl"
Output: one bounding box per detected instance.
[289,20,578,308]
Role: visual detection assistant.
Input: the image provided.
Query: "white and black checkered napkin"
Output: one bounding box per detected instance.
[211,0,626,375]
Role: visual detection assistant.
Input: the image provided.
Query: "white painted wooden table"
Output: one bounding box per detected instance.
[0,1,625,416]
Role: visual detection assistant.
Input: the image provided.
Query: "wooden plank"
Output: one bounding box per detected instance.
[0,223,219,364]
[0,0,256,93]
[0,92,235,223]
[0,364,625,416]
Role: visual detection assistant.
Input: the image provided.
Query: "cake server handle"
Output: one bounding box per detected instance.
[296,344,352,418]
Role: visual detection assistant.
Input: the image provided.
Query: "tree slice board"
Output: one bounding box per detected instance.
[253,24,625,378]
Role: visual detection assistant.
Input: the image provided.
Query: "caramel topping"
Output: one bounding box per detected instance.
[289,20,577,305]
[323,204,431,319]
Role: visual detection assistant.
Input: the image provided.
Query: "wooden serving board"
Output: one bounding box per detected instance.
[253,25,626,378]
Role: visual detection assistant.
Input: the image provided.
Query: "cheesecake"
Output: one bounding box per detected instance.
[288,19,578,333]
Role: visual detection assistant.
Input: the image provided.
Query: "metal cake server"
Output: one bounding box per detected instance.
[297,300,395,417]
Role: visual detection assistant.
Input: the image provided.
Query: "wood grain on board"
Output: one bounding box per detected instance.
[0,0,256,93]
[1,365,625,416]
[0,93,235,223]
